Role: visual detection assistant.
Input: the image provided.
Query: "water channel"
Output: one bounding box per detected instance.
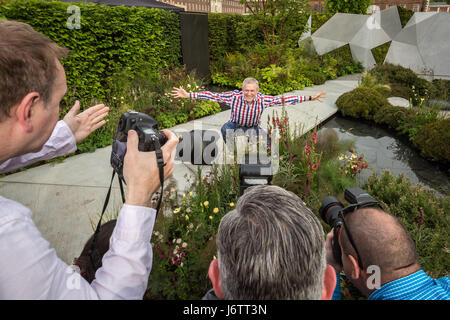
[318,115,450,196]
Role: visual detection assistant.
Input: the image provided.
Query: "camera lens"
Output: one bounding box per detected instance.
[319,196,344,229]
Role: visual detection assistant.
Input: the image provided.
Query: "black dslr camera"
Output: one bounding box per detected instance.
[319,187,382,266]
[89,111,168,272]
[111,111,168,180]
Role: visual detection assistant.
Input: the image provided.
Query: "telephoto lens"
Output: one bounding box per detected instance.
[319,196,344,230]
[319,196,345,266]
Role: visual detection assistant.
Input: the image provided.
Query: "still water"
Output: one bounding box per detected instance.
[319,115,450,196]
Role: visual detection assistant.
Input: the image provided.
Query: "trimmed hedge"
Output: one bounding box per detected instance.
[0,0,181,113]
[336,87,389,120]
[413,119,450,163]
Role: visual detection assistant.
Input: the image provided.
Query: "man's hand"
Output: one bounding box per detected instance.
[63,100,109,143]
[123,129,179,207]
[312,91,326,102]
[326,230,343,274]
[171,86,190,99]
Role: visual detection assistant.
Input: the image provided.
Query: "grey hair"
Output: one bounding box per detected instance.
[242,77,259,89]
[216,185,326,300]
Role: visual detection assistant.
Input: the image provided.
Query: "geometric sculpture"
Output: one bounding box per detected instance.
[310,6,403,70]
[385,12,450,79]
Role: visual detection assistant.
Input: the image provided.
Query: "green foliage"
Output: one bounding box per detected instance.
[336,87,390,120]
[146,165,240,299]
[413,119,450,163]
[364,172,450,277]
[208,13,263,65]
[211,42,360,95]
[240,0,309,57]
[338,64,449,165]
[103,64,220,133]
[0,0,181,152]
[322,44,364,77]
[429,79,450,102]
[368,64,433,106]
[311,12,335,33]
[397,6,414,28]
[373,104,408,129]
[325,0,372,14]
[371,41,391,66]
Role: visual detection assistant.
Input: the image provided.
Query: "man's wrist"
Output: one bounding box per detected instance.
[125,187,153,207]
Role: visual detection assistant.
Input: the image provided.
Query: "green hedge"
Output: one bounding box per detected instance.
[208,12,334,64]
[0,0,181,114]
[208,13,263,64]
[336,87,389,120]
[413,119,450,163]
[0,0,182,152]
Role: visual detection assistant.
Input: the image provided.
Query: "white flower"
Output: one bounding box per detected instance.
[176,238,182,244]
[182,242,188,248]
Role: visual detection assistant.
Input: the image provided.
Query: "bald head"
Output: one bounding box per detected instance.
[341,208,420,278]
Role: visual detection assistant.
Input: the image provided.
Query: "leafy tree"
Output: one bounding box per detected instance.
[240,0,310,63]
[325,0,372,14]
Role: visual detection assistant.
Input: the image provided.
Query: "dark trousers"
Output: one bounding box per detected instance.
[220,121,270,146]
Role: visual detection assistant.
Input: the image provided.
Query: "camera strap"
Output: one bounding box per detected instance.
[153,137,165,218]
[88,141,165,271]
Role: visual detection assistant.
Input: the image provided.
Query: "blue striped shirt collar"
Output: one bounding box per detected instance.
[369,270,434,300]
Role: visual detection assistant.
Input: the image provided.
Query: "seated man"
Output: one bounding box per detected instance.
[326,208,450,300]
[204,185,336,300]
[171,77,326,145]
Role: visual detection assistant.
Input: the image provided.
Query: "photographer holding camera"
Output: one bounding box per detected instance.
[0,20,179,299]
[321,188,450,300]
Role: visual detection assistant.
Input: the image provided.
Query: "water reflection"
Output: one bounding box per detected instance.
[319,116,450,196]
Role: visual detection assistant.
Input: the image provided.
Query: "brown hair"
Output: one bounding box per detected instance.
[0,20,69,120]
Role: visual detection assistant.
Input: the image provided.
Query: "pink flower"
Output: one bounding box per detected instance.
[311,133,317,144]
[304,142,311,156]
[312,162,320,171]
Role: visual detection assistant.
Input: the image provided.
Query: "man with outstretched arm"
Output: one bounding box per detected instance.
[171,77,326,144]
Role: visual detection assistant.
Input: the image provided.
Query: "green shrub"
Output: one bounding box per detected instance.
[429,79,450,102]
[397,6,414,28]
[371,41,391,66]
[303,70,327,85]
[364,171,450,277]
[322,44,364,77]
[336,87,389,120]
[373,105,408,129]
[389,83,413,100]
[413,119,450,164]
[368,64,432,105]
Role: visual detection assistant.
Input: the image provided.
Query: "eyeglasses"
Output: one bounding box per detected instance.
[337,201,383,269]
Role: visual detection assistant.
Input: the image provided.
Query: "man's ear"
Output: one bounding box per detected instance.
[14,93,40,133]
[321,264,337,300]
[348,254,361,280]
[208,258,224,299]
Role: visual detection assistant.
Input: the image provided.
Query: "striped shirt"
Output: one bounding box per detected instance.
[190,90,307,127]
[368,270,450,300]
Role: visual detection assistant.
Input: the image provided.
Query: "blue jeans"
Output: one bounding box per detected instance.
[220,122,270,145]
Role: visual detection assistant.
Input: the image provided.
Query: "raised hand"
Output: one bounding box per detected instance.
[171,86,190,99]
[312,91,326,102]
[63,101,109,143]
